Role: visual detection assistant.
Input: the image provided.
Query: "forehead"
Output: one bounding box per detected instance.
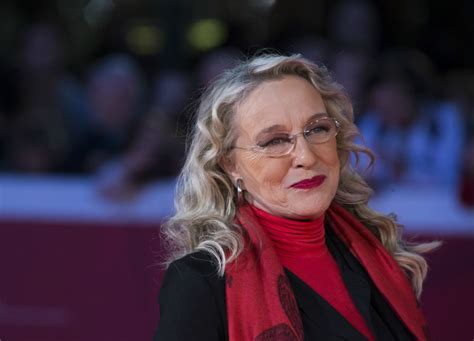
[234,75,326,138]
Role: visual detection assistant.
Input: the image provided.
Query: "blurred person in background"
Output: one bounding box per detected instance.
[282,35,331,66]
[97,69,191,201]
[357,49,465,190]
[151,69,192,140]
[64,53,145,174]
[194,47,242,87]
[446,70,474,207]
[327,0,380,54]
[330,48,372,115]
[1,21,85,173]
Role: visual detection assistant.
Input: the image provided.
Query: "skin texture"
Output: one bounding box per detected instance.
[225,75,340,220]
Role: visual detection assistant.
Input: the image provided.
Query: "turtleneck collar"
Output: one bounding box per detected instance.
[250,205,328,259]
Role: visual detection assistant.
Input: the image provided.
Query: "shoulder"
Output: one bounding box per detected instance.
[159,250,226,307]
[154,251,228,340]
[162,251,225,291]
[167,250,222,280]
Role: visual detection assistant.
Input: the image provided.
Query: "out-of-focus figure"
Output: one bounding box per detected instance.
[446,70,474,207]
[194,47,242,86]
[330,48,372,114]
[282,35,331,66]
[2,21,84,173]
[328,0,380,52]
[96,69,192,201]
[65,53,145,174]
[357,50,465,189]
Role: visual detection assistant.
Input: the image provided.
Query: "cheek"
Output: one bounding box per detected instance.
[328,154,341,189]
[313,144,340,193]
[323,142,340,169]
[237,155,290,195]
[327,149,341,194]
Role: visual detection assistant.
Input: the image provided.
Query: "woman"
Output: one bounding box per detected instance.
[154,54,440,340]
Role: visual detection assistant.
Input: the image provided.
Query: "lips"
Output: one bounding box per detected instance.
[290,175,327,189]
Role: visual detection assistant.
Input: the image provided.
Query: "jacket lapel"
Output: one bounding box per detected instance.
[285,269,369,341]
[325,223,376,335]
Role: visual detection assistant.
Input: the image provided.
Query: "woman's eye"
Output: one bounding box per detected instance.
[307,124,330,135]
[259,137,291,148]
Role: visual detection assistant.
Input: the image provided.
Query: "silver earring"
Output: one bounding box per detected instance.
[236,178,244,203]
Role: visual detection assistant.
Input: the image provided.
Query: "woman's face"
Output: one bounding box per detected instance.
[226,75,340,220]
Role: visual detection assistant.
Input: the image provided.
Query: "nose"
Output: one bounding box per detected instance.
[291,134,318,168]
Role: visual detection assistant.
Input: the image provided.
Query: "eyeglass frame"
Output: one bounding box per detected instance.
[231,115,340,158]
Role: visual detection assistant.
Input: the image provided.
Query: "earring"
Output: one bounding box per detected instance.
[236,178,244,203]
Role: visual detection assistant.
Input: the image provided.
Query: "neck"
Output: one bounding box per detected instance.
[250,205,327,258]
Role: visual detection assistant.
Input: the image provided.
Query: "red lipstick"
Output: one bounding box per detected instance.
[290,175,326,189]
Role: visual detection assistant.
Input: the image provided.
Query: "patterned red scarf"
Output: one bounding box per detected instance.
[225,202,429,341]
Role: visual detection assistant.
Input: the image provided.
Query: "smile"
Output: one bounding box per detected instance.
[290,175,326,189]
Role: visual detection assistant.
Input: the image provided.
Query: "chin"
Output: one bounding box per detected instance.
[290,194,333,218]
[285,204,327,220]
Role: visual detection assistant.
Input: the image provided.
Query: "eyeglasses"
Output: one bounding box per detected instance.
[232,116,340,158]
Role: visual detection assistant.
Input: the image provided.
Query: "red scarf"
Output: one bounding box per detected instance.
[250,205,375,341]
[225,202,429,341]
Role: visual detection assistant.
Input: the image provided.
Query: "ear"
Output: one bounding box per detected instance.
[219,152,241,184]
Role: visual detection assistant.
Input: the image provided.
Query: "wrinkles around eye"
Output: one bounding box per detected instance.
[258,137,292,148]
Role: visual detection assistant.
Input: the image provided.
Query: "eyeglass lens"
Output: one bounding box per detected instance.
[259,117,337,156]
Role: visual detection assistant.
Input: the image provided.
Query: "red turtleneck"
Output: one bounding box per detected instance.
[251,205,375,341]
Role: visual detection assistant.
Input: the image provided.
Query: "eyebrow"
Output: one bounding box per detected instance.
[254,112,328,138]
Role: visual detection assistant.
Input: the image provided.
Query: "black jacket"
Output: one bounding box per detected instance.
[154,223,416,340]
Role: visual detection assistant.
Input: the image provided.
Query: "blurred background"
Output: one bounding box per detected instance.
[0,0,472,340]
